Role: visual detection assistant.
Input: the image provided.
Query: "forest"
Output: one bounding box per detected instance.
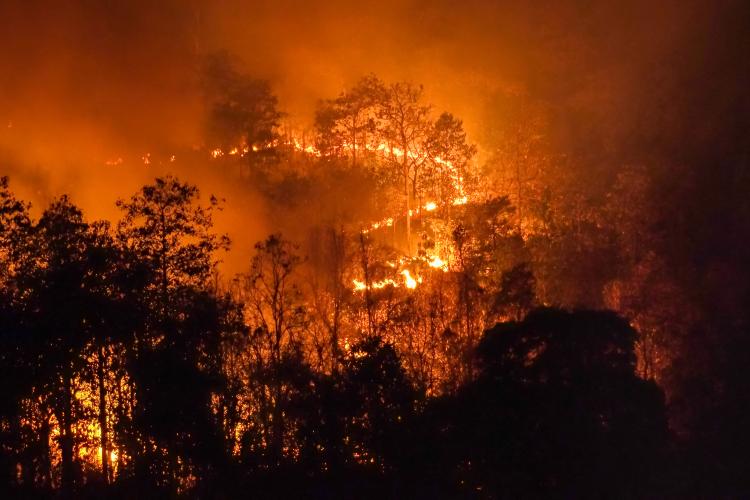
[2,1,750,498]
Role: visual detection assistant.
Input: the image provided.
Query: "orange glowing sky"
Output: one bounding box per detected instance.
[0,0,736,271]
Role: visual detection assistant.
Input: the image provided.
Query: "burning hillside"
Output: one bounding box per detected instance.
[1,1,750,498]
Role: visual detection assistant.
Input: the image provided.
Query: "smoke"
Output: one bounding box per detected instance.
[1,0,748,273]
[0,0,267,272]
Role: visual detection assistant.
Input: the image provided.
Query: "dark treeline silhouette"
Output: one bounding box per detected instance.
[0,171,719,499]
[0,175,672,498]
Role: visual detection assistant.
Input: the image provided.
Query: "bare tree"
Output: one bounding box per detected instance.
[379,82,431,255]
[242,234,307,463]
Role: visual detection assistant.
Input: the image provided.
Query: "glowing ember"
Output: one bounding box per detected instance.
[351,271,421,291]
[210,135,470,290]
[99,446,118,465]
[373,278,400,289]
[208,138,470,216]
[428,255,447,270]
[401,269,420,289]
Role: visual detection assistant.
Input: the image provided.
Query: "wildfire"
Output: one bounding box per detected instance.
[77,441,118,469]
[207,136,470,207]
[427,255,447,270]
[97,135,464,297]
[351,252,449,293]
[401,269,420,289]
[351,272,419,291]
[352,277,402,291]
[293,138,321,156]
[208,135,468,293]
[99,446,118,466]
[363,217,394,233]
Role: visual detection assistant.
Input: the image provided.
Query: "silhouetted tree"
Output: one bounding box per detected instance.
[492,262,536,321]
[423,112,477,204]
[14,198,123,496]
[417,308,670,498]
[0,177,34,495]
[115,177,233,493]
[379,82,431,255]
[314,74,384,165]
[241,234,307,465]
[202,52,283,174]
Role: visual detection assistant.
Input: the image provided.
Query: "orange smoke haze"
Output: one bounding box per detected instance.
[0,0,735,271]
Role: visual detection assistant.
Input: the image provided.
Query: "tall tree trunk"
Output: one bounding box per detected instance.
[330,227,344,371]
[351,115,357,168]
[404,158,411,256]
[60,366,74,497]
[160,208,170,318]
[271,383,284,464]
[413,175,421,238]
[359,232,375,336]
[97,345,110,483]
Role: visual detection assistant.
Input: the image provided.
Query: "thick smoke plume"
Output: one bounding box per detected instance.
[1,0,748,273]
